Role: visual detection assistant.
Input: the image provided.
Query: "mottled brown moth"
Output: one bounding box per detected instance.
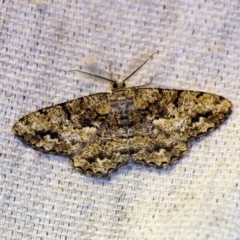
[13,52,232,177]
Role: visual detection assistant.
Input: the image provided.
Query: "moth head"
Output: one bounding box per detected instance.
[112,51,159,90]
[112,79,126,89]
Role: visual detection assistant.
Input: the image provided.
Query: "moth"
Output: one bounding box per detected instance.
[13,52,232,177]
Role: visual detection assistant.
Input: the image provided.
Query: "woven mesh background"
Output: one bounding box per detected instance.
[0,1,239,239]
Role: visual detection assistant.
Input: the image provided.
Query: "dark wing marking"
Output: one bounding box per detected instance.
[13,93,111,155]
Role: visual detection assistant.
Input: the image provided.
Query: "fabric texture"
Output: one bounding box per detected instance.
[0,0,239,239]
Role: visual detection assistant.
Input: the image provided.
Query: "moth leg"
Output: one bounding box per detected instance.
[71,137,130,177]
[131,132,190,168]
